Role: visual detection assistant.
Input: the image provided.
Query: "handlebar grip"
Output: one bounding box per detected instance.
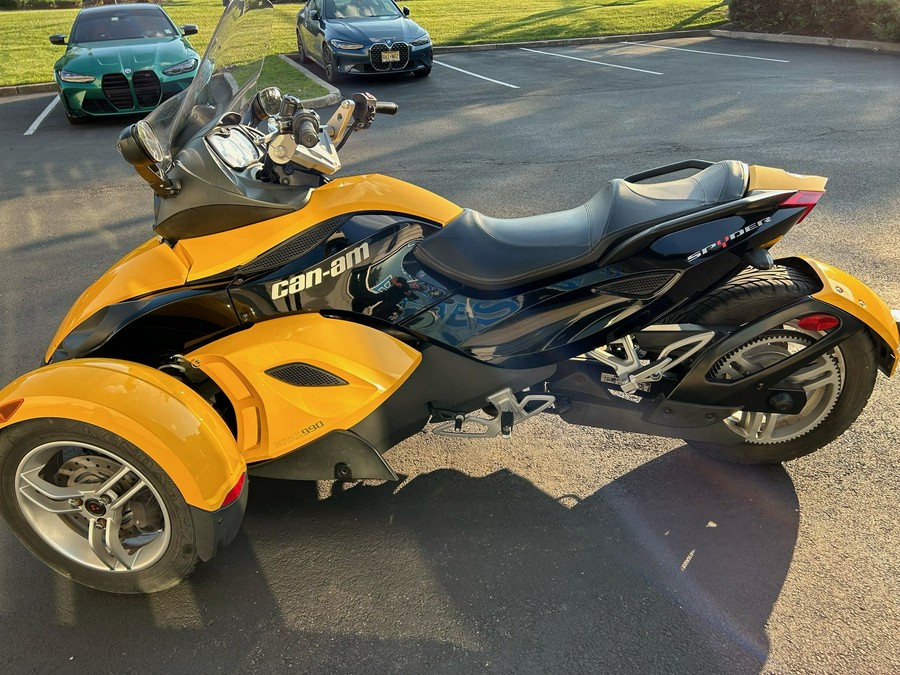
[296,119,319,148]
[375,101,398,115]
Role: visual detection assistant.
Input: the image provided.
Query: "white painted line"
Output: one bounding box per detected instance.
[24,96,59,136]
[433,60,520,89]
[520,47,663,75]
[622,41,790,63]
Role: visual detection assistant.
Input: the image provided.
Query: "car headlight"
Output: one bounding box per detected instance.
[162,58,197,76]
[410,34,431,47]
[58,70,95,83]
[330,40,364,51]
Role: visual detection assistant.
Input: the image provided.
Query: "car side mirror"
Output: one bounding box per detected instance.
[181,24,199,36]
[310,10,320,20]
[49,34,66,46]
[402,6,410,15]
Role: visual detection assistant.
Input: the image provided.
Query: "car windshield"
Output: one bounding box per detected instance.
[324,0,401,19]
[71,8,178,43]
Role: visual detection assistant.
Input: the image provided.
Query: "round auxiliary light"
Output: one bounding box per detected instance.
[117,120,165,166]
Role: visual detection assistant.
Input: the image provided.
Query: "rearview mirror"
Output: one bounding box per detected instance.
[310,10,320,20]
[49,34,66,45]
[181,24,199,36]
[402,6,410,15]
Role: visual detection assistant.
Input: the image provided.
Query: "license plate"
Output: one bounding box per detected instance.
[381,50,400,63]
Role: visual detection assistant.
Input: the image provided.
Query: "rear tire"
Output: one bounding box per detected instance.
[669,266,878,464]
[0,418,199,593]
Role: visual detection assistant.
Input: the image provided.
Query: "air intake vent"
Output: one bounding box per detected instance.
[101,73,133,110]
[266,363,348,387]
[132,70,161,107]
[238,216,350,276]
[592,271,677,298]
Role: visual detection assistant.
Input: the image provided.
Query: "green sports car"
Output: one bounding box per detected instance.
[49,3,200,124]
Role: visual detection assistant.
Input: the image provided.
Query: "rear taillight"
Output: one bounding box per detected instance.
[221,473,246,507]
[797,313,840,331]
[779,190,824,223]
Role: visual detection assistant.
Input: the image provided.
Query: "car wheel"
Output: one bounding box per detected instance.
[323,46,341,84]
[413,66,431,78]
[296,30,308,63]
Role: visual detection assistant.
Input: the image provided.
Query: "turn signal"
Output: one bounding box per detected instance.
[797,314,840,331]
[0,399,23,423]
[221,473,246,507]
[780,191,824,223]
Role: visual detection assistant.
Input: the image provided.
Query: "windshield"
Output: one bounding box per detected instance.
[72,7,179,43]
[144,0,274,164]
[324,0,401,19]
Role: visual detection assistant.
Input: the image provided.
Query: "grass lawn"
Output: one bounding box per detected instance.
[0,0,728,87]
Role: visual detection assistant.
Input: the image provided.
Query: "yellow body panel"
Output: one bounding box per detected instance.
[177,174,463,282]
[0,360,243,511]
[748,165,828,192]
[801,257,900,376]
[45,239,189,363]
[186,314,422,463]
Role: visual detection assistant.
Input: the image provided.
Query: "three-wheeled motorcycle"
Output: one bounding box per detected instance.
[0,0,897,593]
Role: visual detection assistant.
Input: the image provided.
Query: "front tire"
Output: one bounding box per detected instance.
[323,45,341,84]
[0,418,200,593]
[296,30,308,63]
[669,266,878,464]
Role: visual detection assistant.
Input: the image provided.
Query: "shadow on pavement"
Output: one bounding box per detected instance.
[0,445,798,673]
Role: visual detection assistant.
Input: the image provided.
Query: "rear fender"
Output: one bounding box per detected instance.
[0,359,244,512]
[782,256,899,376]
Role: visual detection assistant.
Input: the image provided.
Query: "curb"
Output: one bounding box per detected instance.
[0,82,56,97]
[3,30,897,99]
[710,29,900,53]
[277,53,342,108]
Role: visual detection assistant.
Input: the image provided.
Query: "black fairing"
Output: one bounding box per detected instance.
[53,201,803,371]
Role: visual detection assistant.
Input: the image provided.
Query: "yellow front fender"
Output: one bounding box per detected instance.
[0,359,243,512]
[792,256,900,376]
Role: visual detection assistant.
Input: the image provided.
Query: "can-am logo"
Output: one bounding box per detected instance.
[270,242,370,300]
[687,217,771,263]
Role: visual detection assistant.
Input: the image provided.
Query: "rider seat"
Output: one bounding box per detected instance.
[414,160,748,291]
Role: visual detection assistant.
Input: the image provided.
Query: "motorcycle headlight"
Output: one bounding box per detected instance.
[330,40,364,51]
[410,34,431,46]
[58,70,95,83]
[162,58,197,76]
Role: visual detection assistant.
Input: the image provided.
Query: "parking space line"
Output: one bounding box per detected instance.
[622,41,790,63]
[520,48,663,75]
[433,60,520,89]
[24,97,59,136]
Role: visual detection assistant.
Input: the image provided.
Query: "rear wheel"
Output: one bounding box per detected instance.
[0,418,199,593]
[670,266,878,464]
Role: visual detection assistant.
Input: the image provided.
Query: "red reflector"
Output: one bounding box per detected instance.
[781,190,824,207]
[780,190,824,223]
[797,314,840,331]
[221,472,246,508]
[0,399,23,423]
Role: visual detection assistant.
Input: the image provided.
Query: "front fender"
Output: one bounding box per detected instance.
[785,256,900,376]
[0,359,243,512]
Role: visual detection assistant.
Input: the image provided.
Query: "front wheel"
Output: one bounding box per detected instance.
[0,418,200,593]
[296,30,308,63]
[323,46,341,84]
[669,266,878,464]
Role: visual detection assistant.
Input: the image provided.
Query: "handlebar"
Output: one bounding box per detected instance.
[375,101,398,115]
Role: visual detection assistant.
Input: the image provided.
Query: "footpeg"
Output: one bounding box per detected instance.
[432,388,555,439]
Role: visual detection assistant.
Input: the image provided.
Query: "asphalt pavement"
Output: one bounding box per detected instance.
[0,37,898,673]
